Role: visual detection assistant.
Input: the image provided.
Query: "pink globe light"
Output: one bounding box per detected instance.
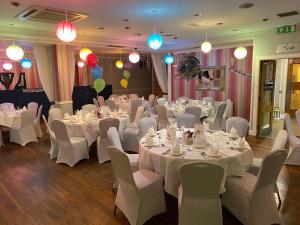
[77,60,85,68]
[129,51,140,64]
[3,62,13,71]
[56,21,77,42]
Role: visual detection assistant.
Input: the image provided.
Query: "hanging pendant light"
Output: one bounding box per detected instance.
[234,44,247,59]
[116,60,124,69]
[3,62,13,71]
[6,43,24,61]
[20,58,32,69]
[56,12,77,42]
[77,60,85,68]
[129,50,140,64]
[147,33,163,50]
[79,47,93,61]
[201,35,212,53]
[163,53,174,65]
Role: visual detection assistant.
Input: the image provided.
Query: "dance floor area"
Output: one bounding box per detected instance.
[0,129,299,225]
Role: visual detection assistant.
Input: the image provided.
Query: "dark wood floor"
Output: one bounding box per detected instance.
[0,130,300,225]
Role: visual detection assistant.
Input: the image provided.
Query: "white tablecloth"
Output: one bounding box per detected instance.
[166,103,213,118]
[0,110,25,129]
[139,129,253,197]
[114,99,149,114]
[63,115,130,146]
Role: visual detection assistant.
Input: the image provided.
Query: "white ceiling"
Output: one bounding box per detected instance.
[0,0,299,51]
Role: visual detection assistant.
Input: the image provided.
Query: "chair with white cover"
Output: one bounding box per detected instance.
[42,115,59,159]
[296,109,300,128]
[52,120,89,167]
[202,96,213,103]
[0,102,14,111]
[138,117,158,137]
[107,127,139,189]
[130,99,142,122]
[205,102,227,130]
[248,130,288,208]
[178,162,224,225]
[226,117,249,138]
[97,96,106,107]
[129,106,144,128]
[97,118,120,163]
[148,94,155,107]
[48,108,63,130]
[82,104,96,112]
[108,146,166,225]
[34,105,43,138]
[157,97,166,106]
[28,102,38,116]
[185,106,202,123]
[93,98,100,107]
[129,93,138,100]
[155,105,170,130]
[176,113,196,128]
[10,110,37,146]
[222,150,288,225]
[105,99,116,110]
[284,113,300,166]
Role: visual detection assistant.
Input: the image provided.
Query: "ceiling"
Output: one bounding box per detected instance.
[0,0,299,51]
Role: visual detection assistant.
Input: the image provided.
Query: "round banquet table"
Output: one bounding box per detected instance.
[0,109,27,129]
[62,114,130,146]
[166,102,214,118]
[139,129,253,198]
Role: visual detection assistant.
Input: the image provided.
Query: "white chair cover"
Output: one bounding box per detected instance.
[138,117,158,137]
[93,98,100,107]
[202,96,213,103]
[225,99,233,118]
[176,113,196,128]
[129,106,145,128]
[179,162,224,225]
[34,105,43,138]
[97,118,120,163]
[284,113,300,165]
[226,117,249,138]
[148,94,155,107]
[52,120,89,167]
[222,150,288,225]
[130,99,142,122]
[108,147,166,225]
[155,105,170,130]
[48,108,63,130]
[42,115,59,159]
[206,102,227,130]
[0,102,14,112]
[110,94,119,101]
[97,96,106,106]
[157,97,166,106]
[28,102,39,116]
[177,96,189,102]
[185,106,202,123]
[10,110,37,146]
[82,104,96,112]
[129,93,138,100]
[105,99,116,110]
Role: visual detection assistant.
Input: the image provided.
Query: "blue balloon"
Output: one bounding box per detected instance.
[91,65,103,80]
[20,58,32,69]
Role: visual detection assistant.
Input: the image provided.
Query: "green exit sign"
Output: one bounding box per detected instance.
[277,25,296,34]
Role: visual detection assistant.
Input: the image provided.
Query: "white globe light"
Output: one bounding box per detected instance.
[77,60,85,68]
[3,62,13,71]
[129,51,140,64]
[234,46,247,59]
[201,41,212,53]
[56,21,77,42]
[6,44,24,61]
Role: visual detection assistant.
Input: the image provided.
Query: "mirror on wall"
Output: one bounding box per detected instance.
[196,66,225,91]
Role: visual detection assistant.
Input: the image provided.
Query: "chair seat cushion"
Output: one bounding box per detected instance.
[226,173,257,195]
[127,153,139,167]
[133,169,162,190]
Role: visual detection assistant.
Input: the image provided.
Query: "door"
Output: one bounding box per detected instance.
[285,58,300,117]
[257,60,276,136]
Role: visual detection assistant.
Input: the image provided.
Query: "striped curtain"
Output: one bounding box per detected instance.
[171,46,253,120]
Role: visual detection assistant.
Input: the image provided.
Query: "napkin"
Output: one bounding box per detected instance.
[209,144,219,156]
[230,127,238,136]
[145,134,154,146]
[23,106,27,110]
[171,143,181,155]
[64,113,70,119]
[148,127,155,136]
[238,137,246,149]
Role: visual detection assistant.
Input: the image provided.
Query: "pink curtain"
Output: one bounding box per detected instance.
[0,50,41,90]
[171,46,253,120]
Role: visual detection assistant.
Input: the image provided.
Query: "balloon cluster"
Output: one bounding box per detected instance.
[85,53,106,93]
[120,62,133,89]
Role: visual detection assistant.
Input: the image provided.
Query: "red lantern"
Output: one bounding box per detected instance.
[86,53,98,68]
[56,21,77,42]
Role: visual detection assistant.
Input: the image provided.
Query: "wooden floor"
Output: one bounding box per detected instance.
[0,130,300,225]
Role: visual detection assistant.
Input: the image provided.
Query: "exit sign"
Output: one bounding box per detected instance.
[277,25,296,34]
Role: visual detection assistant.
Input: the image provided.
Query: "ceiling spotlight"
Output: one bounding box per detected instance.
[194,13,203,17]
[238,3,254,9]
